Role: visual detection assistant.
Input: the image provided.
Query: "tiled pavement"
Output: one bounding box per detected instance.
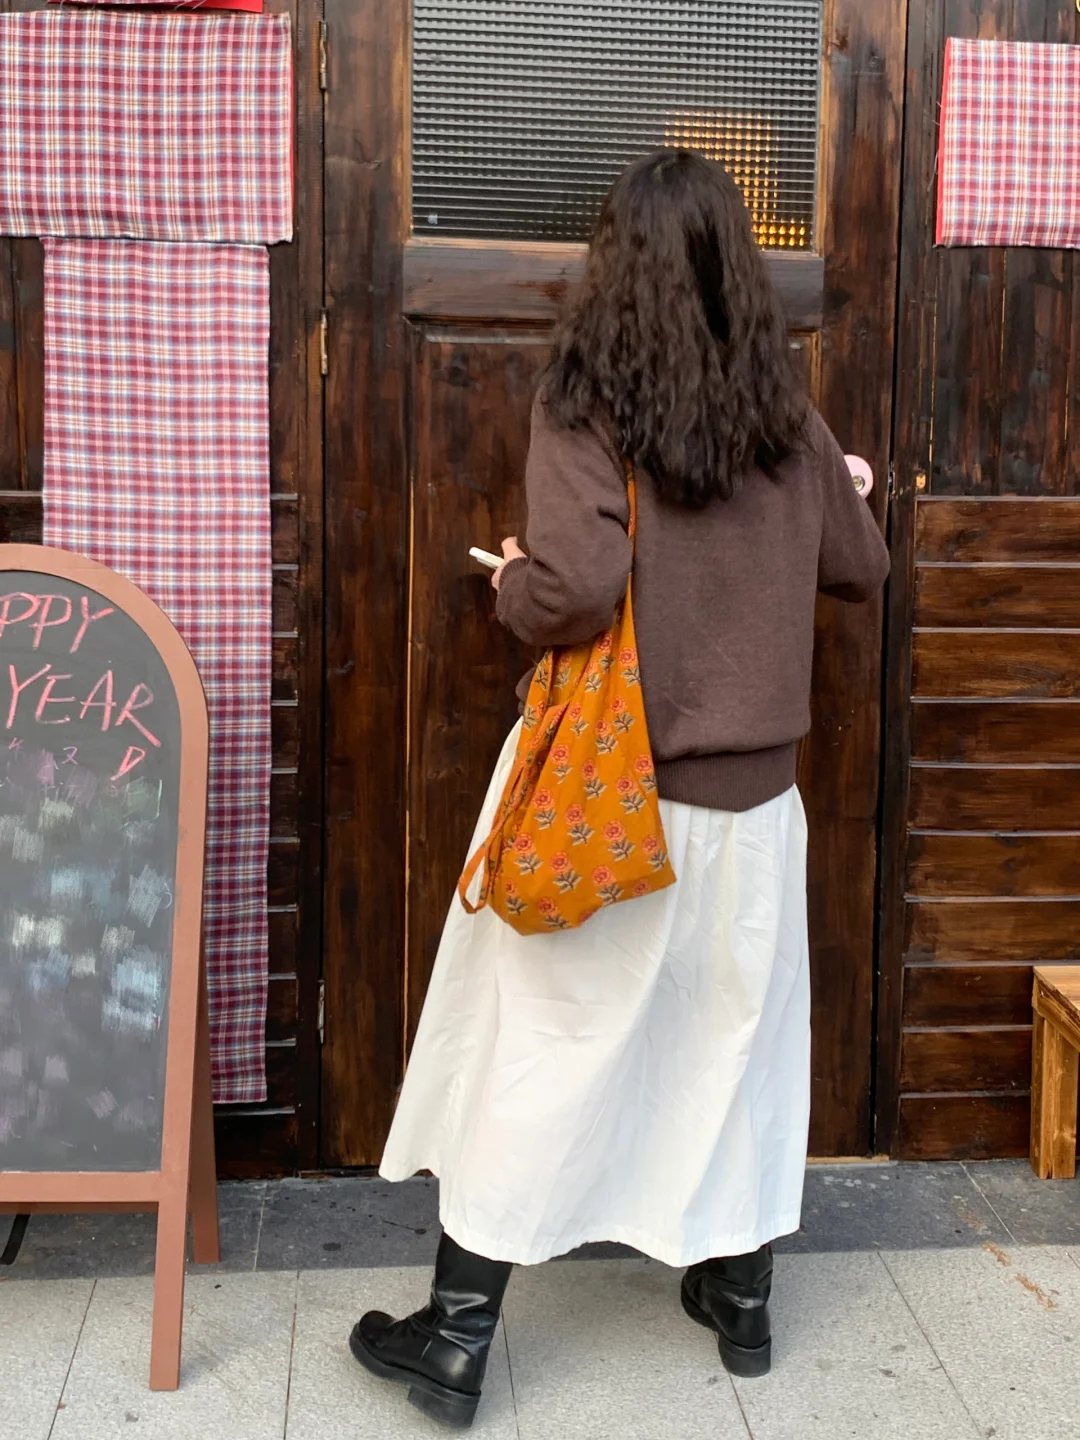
[2,1162,1078,1439]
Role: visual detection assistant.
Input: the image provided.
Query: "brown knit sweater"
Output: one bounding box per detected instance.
[495,394,890,813]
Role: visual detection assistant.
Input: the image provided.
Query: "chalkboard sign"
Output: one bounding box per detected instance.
[0,570,182,1170]
[0,545,216,1391]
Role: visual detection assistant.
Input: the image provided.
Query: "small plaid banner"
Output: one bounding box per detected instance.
[0,11,292,244]
[43,240,272,1105]
[938,39,1080,248]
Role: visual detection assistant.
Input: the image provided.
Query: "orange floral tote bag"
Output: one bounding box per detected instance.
[458,470,676,936]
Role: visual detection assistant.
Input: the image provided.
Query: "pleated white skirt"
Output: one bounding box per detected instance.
[381,725,811,1268]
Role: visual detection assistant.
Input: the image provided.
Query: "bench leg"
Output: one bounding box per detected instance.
[1031,1010,1079,1180]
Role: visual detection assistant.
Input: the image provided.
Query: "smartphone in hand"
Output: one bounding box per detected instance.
[469,547,503,570]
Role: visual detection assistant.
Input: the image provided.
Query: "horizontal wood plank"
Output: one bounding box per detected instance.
[903,964,1037,1027]
[900,1027,1031,1093]
[272,636,299,703]
[909,765,1080,831]
[270,769,299,837]
[272,705,299,768]
[272,568,298,633]
[917,498,1080,563]
[266,973,298,1042]
[268,839,300,906]
[267,906,297,971]
[906,899,1080,964]
[897,1094,1029,1160]
[214,1110,297,1180]
[913,631,1080,699]
[0,489,41,542]
[916,565,1080,629]
[263,1042,297,1106]
[912,702,1080,763]
[908,833,1080,898]
[270,497,299,564]
[402,237,825,328]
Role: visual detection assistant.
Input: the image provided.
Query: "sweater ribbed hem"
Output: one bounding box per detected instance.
[655,742,798,813]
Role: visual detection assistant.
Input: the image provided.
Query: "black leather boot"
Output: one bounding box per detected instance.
[681,1244,773,1377]
[349,1232,513,1429]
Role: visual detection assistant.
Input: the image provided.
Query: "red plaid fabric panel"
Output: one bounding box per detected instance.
[0,11,291,244]
[48,1,263,11]
[938,39,1080,248]
[42,240,272,1105]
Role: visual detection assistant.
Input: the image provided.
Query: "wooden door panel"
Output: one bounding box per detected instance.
[406,331,547,1043]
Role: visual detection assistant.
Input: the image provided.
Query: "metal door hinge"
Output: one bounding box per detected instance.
[887,463,896,502]
[317,979,325,1046]
[319,21,328,92]
[319,311,328,376]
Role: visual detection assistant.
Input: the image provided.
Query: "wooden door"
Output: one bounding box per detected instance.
[880,0,1080,1162]
[322,0,907,1166]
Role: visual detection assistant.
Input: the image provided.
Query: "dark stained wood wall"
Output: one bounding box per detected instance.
[0,0,325,1178]
[881,0,1080,1160]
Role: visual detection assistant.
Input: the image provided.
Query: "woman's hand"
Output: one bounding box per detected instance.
[492,537,526,591]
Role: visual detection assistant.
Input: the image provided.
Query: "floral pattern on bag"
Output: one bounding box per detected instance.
[458,469,676,935]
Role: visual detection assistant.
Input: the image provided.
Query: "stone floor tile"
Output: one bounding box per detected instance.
[964,1161,1080,1245]
[50,1270,296,1440]
[504,1258,752,1440]
[883,1242,1080,1440]
[778,1163,1007,1254]
[731,1251,980,1440]
[0,1277,93,1440]
[286,1266,517,1438]
[257,1177,441,1270]
[1,1182,266,1281]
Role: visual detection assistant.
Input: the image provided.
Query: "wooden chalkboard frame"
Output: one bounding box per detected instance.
[0,545,218,1391]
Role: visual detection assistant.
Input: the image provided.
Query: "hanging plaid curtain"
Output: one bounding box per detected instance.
[938,39,1080,248]
[42,240,274,1104]
[0,11,292,244]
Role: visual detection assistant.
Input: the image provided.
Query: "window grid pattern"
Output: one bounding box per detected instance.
[412,1,823,248]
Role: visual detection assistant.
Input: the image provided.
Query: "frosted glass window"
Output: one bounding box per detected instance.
[412,1,822,248]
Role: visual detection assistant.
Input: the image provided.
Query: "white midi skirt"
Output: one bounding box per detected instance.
[381,725,811,1268]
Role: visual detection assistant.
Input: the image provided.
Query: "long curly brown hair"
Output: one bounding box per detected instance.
[545,150,808,507]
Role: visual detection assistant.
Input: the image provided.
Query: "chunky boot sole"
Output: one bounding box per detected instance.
[348,1323,481,1430]
[681,1284,772,1378]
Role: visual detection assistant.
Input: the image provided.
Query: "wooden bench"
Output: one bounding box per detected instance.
[1031,967,1080,1180]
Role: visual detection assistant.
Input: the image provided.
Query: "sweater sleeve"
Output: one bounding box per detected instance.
[814,413,891,602]
[496,394,632,648]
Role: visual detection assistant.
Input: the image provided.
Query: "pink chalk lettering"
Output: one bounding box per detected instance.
[62,746,78,765]
[30,595,73,650]
[111,746,147,781]
[35,673,76,724]
[115,685,161,748]
[0,593,41,641]
[6,664,50,730]
[69,596,115,654]
[79,671,116,731]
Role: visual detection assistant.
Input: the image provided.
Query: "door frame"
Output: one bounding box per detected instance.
[321,0,910,1167]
